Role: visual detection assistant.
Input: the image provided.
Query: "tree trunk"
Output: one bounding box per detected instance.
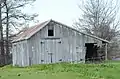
[5,0,9,64]
[0,2,5,66]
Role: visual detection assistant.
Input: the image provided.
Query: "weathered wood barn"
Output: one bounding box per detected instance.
[12,19,109,66]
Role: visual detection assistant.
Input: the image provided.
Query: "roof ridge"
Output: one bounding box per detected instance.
[13,19,109,43]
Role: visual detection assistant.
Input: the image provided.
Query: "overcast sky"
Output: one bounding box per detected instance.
[24,0,81,26]
[23,0,120,28]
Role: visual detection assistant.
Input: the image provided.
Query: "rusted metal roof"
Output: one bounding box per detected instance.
[13,19,109,43]
[13,20,51,42]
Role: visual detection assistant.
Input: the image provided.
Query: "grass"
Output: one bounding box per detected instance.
[0,61,120,79]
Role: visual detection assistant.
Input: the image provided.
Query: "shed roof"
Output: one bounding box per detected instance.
[13,19,109,43]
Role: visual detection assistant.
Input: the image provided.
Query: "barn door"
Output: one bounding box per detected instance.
[76,46,86,63]
[46,39,55,63]
[41,39,62,64]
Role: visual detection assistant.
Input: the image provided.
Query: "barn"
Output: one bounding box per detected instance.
[12,19,109,66]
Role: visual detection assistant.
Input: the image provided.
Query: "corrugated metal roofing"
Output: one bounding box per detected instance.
[13,19,109,43]
[13,20,51,42]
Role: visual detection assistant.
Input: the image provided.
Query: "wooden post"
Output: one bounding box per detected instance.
[105,43,108,61]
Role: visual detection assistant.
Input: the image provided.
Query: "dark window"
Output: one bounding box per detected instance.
[48,29,54,36]
[48,26,54,36]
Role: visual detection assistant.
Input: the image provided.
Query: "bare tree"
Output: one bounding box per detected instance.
[74,0,120,41]
[0,0,38,65]
[74,0,120,59]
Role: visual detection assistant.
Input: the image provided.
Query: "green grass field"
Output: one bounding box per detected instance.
[0,61,120,79]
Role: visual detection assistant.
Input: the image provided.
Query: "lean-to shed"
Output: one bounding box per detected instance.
[12,19,109,66]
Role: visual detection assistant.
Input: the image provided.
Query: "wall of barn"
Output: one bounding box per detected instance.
[12,40,29,66]
[26,21,102,66]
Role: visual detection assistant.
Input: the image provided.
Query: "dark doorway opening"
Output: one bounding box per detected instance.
[85,43,99,62]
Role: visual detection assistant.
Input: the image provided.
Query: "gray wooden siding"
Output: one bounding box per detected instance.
[12,21,103,66]
[12,40,29,66]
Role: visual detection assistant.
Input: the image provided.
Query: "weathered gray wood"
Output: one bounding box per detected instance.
[12,21,107,66]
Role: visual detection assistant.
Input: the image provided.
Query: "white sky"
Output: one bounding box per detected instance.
[23,0,120,28]
[24,0,81,26]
